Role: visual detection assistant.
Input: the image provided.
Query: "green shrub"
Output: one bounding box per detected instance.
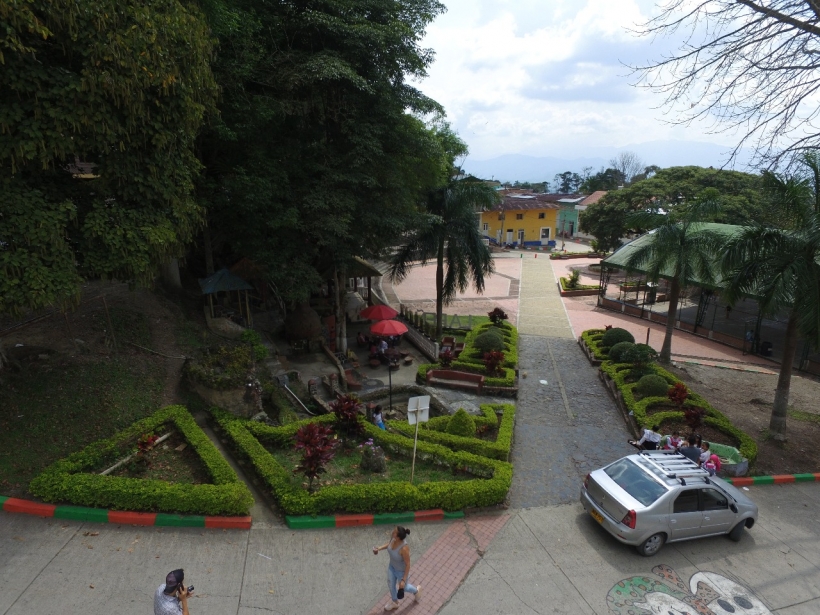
[608,341,635,363]
[600,362,757,465]
[389,404,515,461]
[636,374,671,398]
[581,329,608,360]
[622,343,658,367]
[29,406,253,515]
[184,345,253,390]
[211,408,512,515]
[241,329,269,362]
[601,327,635,347]
[446,409,476,438]
[473,329,505,353]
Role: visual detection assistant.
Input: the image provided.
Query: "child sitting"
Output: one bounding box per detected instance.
[704,453,722,476]
[372,405,386,430]
[664,430,682,451]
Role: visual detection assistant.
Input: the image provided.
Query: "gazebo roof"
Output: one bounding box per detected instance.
[601,223,741,288]
[199,268,254,295]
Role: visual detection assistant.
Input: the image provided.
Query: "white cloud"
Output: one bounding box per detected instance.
[416,0,733,160]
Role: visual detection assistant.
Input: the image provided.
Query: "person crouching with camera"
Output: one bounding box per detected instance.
[154,569,192,615]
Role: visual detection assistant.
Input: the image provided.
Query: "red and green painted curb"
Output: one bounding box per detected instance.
[285,509,464,530]
[726,473,820,487]
[0,497,251,529]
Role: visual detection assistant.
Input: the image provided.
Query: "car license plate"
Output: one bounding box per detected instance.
[590,509,603,524]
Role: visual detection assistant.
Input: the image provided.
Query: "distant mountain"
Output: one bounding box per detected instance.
[461,140,755,183]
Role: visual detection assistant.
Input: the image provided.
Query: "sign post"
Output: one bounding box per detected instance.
[407,395,430,484]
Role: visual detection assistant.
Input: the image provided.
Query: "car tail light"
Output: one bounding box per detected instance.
[621,510,636,529]
[583,473,590,489]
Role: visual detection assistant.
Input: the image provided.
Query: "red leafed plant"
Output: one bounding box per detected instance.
[330,393,364,439]
[667,382,689,407]
[668,382,704,431]
[604,324,613,330]
[293,423,336,492]
[134,433,160,469]
[483,350,505,375]
[439,349,454,367]
[488,307,509,324]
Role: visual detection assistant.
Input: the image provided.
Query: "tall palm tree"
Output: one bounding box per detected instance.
[389,180,500,340]
[625,200,725,364]
[721,155,820,439]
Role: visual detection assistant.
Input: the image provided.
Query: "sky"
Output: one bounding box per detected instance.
[415,0,747,166]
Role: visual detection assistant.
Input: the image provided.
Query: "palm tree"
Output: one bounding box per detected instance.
[721,155,820,439]
[625,200,725,364]
[389,180,500,340]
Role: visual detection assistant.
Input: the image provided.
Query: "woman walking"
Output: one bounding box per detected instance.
[372,526,421,610]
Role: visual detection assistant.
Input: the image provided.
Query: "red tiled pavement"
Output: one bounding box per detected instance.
[366,515,510,615]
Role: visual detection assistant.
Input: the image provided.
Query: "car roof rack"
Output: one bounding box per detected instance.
[636,450,710,484]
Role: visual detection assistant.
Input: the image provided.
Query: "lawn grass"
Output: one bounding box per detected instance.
[0,357,164,496]
[267,443,474,490]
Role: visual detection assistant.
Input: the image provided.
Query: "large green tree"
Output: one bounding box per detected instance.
[196,0,447,306]
[0,0,217,316]
[721,154,820,439]
[580,166,764,253]
[389,172,500,340]
[625,201,725,364]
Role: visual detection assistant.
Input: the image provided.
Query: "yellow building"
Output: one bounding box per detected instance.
[479,195,560,246]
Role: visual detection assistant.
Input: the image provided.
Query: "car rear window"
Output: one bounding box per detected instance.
[604,458,668,506]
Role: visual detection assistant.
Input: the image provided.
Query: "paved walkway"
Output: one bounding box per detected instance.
[511,257,633,508]
[365,515,510,615]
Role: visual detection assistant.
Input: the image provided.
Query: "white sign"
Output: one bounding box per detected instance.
[407,395,430,425]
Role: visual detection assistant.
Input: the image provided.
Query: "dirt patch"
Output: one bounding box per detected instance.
[667,363,820,475]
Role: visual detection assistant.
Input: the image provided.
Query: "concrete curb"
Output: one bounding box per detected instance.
[726,473,820,487]
[285,509,464,529]
[0,497,252,529]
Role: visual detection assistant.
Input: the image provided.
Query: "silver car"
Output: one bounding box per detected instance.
[580,450,758,556]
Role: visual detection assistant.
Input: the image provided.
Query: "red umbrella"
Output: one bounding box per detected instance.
[360,304,398,320]
[370,319,408,336]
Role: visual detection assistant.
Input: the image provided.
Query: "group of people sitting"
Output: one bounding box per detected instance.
[630,426,722,475]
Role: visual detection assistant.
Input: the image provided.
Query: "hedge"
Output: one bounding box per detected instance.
[210,408,512,515]
[29,406,254,515]
[388,404,515,461]
[559,277,599,291]
[580,329,608,360]
[416,362,516,388]
[457,321,519,368]
[600,361,758,464]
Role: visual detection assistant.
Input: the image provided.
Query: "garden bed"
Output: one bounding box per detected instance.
[109,431,211,485]
[210,408,512,515]
[29,406,253,515]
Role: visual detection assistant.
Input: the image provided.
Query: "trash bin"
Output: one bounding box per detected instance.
[760,341,773,357]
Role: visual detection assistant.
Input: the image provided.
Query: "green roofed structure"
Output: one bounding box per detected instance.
[592,223,820,374]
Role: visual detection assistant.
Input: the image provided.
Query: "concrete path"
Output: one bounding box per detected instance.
[441,482,820,615]
[511,257,634,508]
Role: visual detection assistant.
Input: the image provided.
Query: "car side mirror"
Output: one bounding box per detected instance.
[730,503,738,513]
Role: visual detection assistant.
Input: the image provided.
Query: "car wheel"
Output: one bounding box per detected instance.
[636,533,665,557]
[728,521,746,542]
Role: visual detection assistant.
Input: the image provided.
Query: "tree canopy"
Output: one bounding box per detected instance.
[0,0,217,316]
[196,0,449,305]
[580,166,765,252]
[633,0,820,165]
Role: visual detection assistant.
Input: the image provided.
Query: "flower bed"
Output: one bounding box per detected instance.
[580,329,608,360]
[388,404,515,461]
[559,277,599,291]
[30,406,253,515]
[599,361,758,465]
[210,408,512,515]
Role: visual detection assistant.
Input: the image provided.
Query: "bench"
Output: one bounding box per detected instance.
[344,368,362,391]
[425,369,484,393]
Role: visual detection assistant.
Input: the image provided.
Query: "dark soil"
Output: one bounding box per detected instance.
[668,363,820,475]
[110,431,211,484]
